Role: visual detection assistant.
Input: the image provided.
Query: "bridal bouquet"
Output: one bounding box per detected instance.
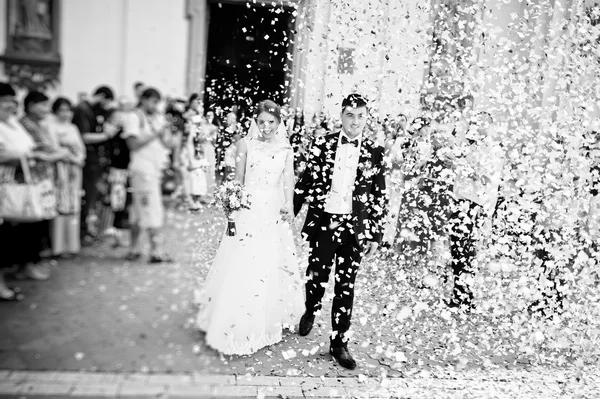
[215,181,251,236]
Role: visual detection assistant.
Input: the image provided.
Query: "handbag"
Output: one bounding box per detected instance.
[162,167,178,195]
[0,157,57,223]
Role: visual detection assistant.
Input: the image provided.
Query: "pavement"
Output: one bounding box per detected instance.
[0,367,598,398]
[1,204,599,397]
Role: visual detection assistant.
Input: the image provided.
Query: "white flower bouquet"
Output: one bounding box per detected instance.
[215,181,251,236]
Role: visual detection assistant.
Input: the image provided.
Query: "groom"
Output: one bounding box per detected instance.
[292,94,388,369]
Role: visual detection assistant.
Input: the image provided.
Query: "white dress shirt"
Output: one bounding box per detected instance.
[324,131,362,214]
[122,111,169,178]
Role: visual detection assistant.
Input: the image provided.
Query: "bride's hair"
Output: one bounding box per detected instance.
[255,100,281,123]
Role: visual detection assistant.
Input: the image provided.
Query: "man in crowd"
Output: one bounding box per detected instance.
[133,82,145,106]
[123,87,174,263]
[72,85,118,245]
[448,112,503,310]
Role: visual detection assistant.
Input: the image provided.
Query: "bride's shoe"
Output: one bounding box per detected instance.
[298,312,314,336]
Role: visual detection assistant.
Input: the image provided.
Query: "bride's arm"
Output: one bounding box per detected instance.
[282,148,295,222]
[233,139,248,184]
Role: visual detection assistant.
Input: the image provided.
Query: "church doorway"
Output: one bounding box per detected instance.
[204,1,296,115]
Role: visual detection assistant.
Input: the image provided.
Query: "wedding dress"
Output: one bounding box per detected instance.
[195,136,304,356]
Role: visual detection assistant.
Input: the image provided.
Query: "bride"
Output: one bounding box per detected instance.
[195,100,304,356]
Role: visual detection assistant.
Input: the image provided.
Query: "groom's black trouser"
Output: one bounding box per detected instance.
[306,213,362,348]
[449,199,481,305]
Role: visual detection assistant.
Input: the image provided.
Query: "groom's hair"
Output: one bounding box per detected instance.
[342,94,368,113]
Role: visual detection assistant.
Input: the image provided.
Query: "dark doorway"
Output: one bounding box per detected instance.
[204,1,295,116]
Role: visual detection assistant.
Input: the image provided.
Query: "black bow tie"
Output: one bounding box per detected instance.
[341,135,359,147]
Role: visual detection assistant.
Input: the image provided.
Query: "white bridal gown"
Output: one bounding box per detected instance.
[196,138,304,356]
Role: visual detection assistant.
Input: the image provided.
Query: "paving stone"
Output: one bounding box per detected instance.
[258,385,304,398]
[193,374,236,385]
[303,386,347,397]
[235,375,281,386]
[48,372,96,383]
[19,372,59,382]
[147,373,193,385]
[0,371,11,381]
[209,385,258,397]
[19,382,74,396]
[346,386,391,398]
[118,373,150,384]
[279,377,323,386]
[96,373,122,384]
[319,378,345,387]
[0,382,22,395]
[55,372,107,384]
[118,383,167,397]
[70,383,120,397]
[167,384,213,398]
[6,371,30,382]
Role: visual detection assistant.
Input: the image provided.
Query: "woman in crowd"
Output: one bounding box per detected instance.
[215,112,238,186]
[201,109,218,200]
[419,127,456,268]
[181,94,217,204]
[310,111,328,139]
[0,83,42,299]
[396,117,434,265]
[106,102,134,248]
[0,88,64,292]
[182,112,209,210]
[46,97,86,257]
[19,91,70,279]
[289,110,306,176]
[206,109,221,129]
[381,115,408,246]
[178,94,202,207]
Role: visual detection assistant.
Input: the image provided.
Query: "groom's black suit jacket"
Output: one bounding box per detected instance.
[293,131,388,246]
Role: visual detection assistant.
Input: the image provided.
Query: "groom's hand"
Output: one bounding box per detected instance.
[365,241,379,256]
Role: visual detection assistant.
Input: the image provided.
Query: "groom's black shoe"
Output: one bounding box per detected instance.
[298,312,314,336]
[330,347,357,370]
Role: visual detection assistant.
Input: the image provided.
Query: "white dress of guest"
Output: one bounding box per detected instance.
[46,117,86,255]
[200,122,217,200]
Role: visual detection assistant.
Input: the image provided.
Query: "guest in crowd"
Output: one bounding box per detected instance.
[179,93,202,205]
[123,87,174,263]
[222,129,242,181]
[201,108,218,202]
[381,116,408,246]
[73,86,118,245]
[396,117,434,262]
[46,97,86,257]
[289,110,307,176]
[182,103,218,203]
[282,105,296,137]
[419,127,456,269]
[133,82,145,106]
[182,114,209,211]
[0,83,50,299]
[206,109,221,129]
[19,91,71,278]
[215,111,238,186]
[447,112,503,309]
[106,102,133,248]
[310,111,328,139]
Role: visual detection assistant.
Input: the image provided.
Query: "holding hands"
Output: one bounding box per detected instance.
[280,205,295,224]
